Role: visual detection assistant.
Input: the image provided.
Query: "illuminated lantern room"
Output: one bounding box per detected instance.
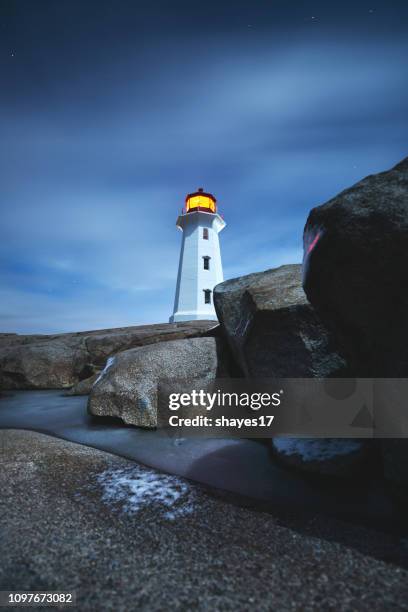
[185,187,217,214]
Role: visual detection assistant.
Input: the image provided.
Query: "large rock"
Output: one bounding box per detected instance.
[213,264,346,378]
[213,265,377,478]
[303,157,408,376]
[303,159,408,491]
[82,321,218,367]
[0,337,92,390]
[0,321,217,390]
[88,337,229,427]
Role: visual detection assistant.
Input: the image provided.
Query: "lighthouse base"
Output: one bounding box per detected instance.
[169,311,218,323]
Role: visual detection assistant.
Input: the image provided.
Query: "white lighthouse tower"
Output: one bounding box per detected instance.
[170,188,226,322]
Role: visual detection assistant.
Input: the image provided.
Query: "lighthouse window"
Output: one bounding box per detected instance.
[203,256,210,270]
[204,289,212,304]
[203,228,209,240]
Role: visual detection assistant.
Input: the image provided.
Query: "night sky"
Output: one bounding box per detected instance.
[1,1,407,333]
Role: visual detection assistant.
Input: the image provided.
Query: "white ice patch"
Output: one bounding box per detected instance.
[93,356,115,386]
[272,438,362,462]
[95,465,196,520]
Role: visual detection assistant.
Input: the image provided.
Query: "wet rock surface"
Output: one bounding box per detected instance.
[271,438,375,478]
[1,429,408,611]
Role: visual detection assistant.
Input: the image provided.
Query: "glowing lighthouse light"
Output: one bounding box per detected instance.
[169,188,226,322]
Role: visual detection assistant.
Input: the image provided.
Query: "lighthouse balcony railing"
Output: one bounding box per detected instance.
[181,206,222,216]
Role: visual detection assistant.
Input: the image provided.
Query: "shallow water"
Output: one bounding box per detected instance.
[0,390,402,530]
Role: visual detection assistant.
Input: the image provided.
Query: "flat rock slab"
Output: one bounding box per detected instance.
[0,321,217,390]
[0,391,402,530]
[1,429,408,611]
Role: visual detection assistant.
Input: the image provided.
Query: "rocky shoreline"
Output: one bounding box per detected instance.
[1,429,408,611]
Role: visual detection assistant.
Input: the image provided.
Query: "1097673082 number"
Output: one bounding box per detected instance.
[0,592,75,607]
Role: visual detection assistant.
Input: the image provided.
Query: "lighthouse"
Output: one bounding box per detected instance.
[169,188,226,322]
